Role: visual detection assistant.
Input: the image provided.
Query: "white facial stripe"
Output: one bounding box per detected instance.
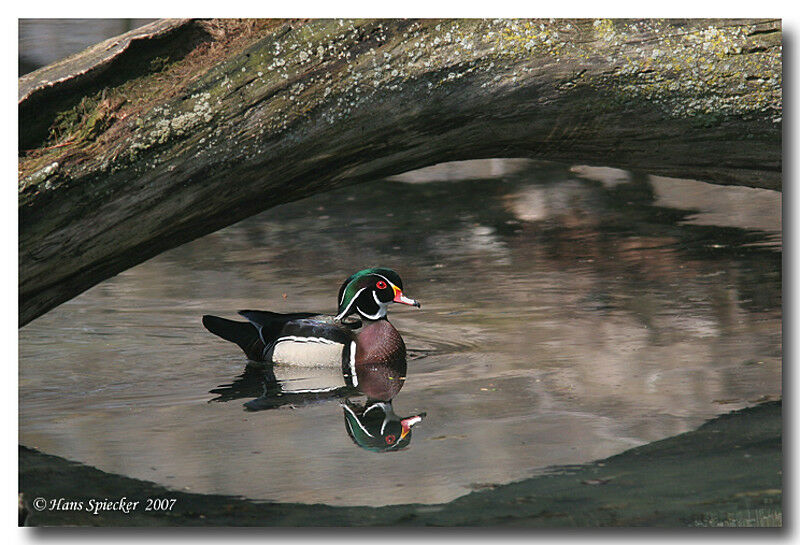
[336,287,366,320]
[357,305,383,320]
[381,415,390,435]
[349,341,358,387]
[373,291,391,314]
[353,292,389,320]
[343,403,374,437]
[364,402,390,415]
[340,272,394,306]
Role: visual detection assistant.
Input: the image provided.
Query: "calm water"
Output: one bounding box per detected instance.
[19,159,782,506]
[19,19,156,75]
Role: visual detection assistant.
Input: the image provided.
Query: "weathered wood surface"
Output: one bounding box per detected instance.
[19,18,781,325]
[19,19,190,104]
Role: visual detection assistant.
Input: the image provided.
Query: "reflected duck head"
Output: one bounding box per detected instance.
[342,399,425,452]
[336,268,420,321]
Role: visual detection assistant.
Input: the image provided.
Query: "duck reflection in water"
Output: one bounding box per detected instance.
[209,356,425,452]
[342,398,425,453]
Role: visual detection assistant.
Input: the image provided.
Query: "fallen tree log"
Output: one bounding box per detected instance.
[19,18,781,326]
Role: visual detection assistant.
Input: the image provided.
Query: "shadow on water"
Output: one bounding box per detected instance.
[19,159,781,508]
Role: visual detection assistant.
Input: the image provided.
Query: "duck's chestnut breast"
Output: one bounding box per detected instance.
[354,320,407,400]
[354,320,406,364]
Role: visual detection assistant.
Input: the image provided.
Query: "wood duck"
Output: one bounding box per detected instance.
[342,399,426,452]
[202,268,420,397]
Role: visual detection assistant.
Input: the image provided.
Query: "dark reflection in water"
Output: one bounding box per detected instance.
[211,364,356,409]
[342,400,425,453]
[210,360,425,452]
[19,159,781,506]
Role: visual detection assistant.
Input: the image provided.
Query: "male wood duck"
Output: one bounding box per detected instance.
[202,268,420,398]
[343,399,426,452]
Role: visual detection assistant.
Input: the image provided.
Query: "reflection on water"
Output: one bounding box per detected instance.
[19,159,781,506]
[210,363,425,452]
[342,400,425,453]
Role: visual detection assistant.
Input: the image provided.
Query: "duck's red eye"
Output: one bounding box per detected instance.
[385,434,396,444]
[376,280,387,290]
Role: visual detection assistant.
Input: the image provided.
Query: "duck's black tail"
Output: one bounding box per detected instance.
[202,315,266,361]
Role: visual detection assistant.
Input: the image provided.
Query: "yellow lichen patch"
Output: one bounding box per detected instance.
[494,20,570,57]
[479,18,781,122]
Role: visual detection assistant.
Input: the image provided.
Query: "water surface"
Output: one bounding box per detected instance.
[19,159,782,506]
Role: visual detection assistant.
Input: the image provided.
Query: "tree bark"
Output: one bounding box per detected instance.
[18,18,782,326]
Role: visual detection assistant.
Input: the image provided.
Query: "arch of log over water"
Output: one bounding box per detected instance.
[18,18,781,325]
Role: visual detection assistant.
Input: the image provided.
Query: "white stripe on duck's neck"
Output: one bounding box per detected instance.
[337,288,389,322]
[335,287,364,320]
[356,291,388,320]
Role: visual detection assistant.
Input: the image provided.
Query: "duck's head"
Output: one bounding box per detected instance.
[336,268,420,321]
[342,399,426,452]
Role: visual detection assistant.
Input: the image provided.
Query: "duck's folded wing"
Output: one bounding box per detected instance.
[275,318,354,345]
[238,310,320,344]
[269,318,357,368]
[238,311,356,368]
